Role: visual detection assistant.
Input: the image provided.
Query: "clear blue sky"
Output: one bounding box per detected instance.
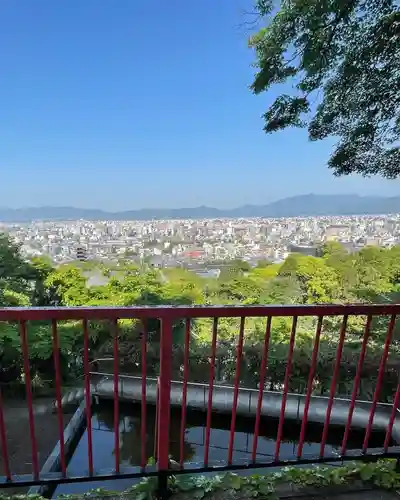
[1,0,398,211]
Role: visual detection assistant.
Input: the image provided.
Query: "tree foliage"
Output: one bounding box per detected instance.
[249,0,400,178]
[0,233,36,298]
[2,235,400,400]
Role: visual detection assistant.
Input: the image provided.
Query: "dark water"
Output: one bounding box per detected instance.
[54,400,387,496]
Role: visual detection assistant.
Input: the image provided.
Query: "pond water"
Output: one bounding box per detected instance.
[53,400,387,496]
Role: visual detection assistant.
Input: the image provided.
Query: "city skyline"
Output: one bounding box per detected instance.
[5,213,400,268]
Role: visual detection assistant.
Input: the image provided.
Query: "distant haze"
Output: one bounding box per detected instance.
[1,194,400,222]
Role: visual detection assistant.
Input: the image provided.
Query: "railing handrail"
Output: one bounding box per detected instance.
[0,303,400,321]
[1,302,400,492]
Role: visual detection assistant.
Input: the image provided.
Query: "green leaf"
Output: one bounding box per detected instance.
[230,474,242,490]
[147,456,156,466]
[176,477,196,492]
[380,474,395,488]
[258,481,274,495]
[360,465,375,481]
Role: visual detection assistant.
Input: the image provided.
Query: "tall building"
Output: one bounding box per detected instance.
[76,246,87,261]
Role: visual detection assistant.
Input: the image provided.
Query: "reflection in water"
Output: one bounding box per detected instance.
[94,402,196,466]
[54,400,387,496]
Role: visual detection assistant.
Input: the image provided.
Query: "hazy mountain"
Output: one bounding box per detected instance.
[0,194,399,222]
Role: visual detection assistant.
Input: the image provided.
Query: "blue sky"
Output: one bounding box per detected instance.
[1,0,398,210]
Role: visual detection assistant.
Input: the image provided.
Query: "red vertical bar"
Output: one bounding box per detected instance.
[204,317,218,467]
[227,317,245,465]
[154,378,159,461]
[363,313,396,453]
[384,382,400,451]
[274,316,297,462]
[252,316,272,462]
[157,316,173,471]
[341,315,372,455]
[179,318,191,467]
[19,320,39,479]
[112,319,120,473]
[0,389,11,480]
[297,316,323,458]
[83,319,94,475]
[320,315,348,458]
[141,320,148,468]
[52,319,66,475]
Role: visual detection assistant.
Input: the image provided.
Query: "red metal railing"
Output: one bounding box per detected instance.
[141,320,148,469]
[179,318,191,467]
[0,304,400,491]
[51,319,67,475]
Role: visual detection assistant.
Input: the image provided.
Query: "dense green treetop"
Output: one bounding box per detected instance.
[250,0,400,178]
[0,234,36,297]
[1,235,400,399]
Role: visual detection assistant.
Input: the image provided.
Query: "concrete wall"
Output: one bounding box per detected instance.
[28,401,87,496]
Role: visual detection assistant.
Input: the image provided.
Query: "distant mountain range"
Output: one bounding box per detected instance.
[1,194,400,222]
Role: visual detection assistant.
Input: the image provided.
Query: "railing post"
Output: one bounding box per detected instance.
[157,316,173,499]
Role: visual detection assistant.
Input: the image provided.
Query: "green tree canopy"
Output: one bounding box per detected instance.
[30,256,55,305]
[45,264,90,306]
[249,0,400,178]
[256,259,273,268]
[279,253,340,303]
[0,233,36,296]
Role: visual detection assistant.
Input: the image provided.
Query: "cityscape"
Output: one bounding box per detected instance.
[2,213,400,269]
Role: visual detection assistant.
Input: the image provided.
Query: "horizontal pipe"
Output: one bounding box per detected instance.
[0,304,400,321]
[90,373,400,440]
